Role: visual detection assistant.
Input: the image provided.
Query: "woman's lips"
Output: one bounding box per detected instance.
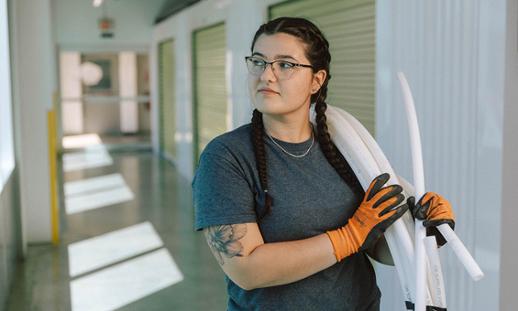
[258,89,279,95]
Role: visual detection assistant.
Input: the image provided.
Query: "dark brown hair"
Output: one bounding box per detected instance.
[251,16,364,220]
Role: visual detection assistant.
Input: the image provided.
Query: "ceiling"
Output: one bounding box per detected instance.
[154,0,201,24]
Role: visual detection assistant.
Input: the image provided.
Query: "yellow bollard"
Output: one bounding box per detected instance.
[47,109,59,245]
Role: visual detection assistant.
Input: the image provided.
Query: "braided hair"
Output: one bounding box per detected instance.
[250,17,365,220]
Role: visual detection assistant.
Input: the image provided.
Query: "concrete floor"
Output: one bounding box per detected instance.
[6,148,227,310]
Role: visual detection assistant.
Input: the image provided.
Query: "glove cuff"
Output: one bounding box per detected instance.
[326,226,358,262]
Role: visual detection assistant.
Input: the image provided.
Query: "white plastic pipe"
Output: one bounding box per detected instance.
[397,72,484,285]
[424,236,447,307]
[437,224,484,281]
[328,107,416,297]
[334,106,438,305]
[314,107,416,302]
[398,72,426,311]
[397,72,427,311]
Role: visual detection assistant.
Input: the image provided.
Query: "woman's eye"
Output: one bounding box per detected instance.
[278,62,294,69]
[252,60,265,67]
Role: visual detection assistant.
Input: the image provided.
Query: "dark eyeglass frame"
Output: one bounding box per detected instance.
[244,56,314,77]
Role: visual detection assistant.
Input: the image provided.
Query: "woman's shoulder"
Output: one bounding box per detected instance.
[201,123,253,159]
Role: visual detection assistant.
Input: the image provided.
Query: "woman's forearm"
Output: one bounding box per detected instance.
[243,233,337,289]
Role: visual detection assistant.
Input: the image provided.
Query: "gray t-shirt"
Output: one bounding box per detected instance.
[193,123,381,311]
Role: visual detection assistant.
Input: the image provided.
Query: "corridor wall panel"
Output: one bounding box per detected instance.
[0,172,21,310]
[192,22,228,161]
[158,39,177,160]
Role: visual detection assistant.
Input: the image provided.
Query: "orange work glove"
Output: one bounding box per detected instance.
[326,173,409,262]
[407,192,455,247]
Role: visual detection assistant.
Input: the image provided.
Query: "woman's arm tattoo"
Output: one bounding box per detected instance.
[204,224,247,265]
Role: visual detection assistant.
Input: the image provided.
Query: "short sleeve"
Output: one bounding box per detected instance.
[192,148,257,231]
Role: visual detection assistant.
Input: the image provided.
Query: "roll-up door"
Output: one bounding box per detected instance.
[269,0,376,134]
[158,39,176,159]
[192,22,228,161]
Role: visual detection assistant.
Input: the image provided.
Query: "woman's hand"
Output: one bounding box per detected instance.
[326,173,409,262]
[407,192,455,246]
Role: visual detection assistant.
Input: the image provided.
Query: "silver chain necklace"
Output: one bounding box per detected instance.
[265,124,315,158]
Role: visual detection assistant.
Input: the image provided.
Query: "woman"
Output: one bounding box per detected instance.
[192,17,455,311]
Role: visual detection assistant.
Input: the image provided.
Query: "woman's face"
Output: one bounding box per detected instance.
[248,33,326,118]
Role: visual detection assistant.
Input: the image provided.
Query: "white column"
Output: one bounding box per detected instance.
[118,52,138,133]
[10,0,56,245]
[60,51,83,134]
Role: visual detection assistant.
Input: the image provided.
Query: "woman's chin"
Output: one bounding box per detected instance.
[253,102,282,115]
[253,100,310,117]
[254,99,277,110]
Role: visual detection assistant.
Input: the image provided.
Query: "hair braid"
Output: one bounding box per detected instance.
[314,93,365,198]
[251,109,273,220]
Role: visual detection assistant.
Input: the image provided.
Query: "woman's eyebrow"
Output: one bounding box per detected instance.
[252,52,298,61]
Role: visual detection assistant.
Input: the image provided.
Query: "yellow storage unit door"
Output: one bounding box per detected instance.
[158,39,176,159]
[269,0,376,134]
[193,22,228,161]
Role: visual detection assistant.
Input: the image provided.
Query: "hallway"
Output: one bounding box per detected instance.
[2,0,518,310]
[6,145,226,310]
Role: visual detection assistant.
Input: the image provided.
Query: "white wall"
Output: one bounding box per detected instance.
[377,0,507,310]
[500,0,518,310]
[0,0,14,190]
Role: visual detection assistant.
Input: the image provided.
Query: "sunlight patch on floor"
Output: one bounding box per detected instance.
[63,133,102,149]
[70,248,183,311]
[68,222,164,277]
[64,173,134,214]
[63,145,113,172]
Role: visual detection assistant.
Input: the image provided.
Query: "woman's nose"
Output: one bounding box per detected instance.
[259,63,277,82]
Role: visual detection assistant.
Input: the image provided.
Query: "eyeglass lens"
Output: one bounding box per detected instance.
[246,58,295,80]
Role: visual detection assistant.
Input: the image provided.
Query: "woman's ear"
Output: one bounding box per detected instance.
[312,69,327,94]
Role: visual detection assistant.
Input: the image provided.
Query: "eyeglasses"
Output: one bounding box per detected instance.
[245,56,314,80]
